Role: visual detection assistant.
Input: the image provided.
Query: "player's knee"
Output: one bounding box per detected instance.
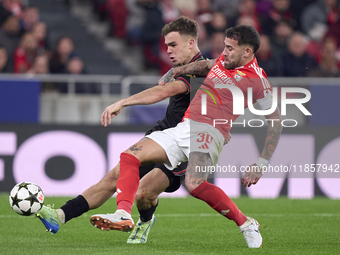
[184,176,205,193]
[122,148,133,155]
[185,182,197,193]
[121,150,144,165]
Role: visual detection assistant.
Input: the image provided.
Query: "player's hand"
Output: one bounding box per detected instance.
[241,163,263,188]
[101,101,123,127]
[224,133,232,145]
[158,68,175,85]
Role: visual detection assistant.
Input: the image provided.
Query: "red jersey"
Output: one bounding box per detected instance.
[184,53,273,138]
[13,47,35,73]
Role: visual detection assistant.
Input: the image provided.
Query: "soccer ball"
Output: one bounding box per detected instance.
[9,182,44,216]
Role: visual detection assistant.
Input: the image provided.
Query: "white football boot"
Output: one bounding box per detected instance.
[90,209,134,232]
[239,217,263,248]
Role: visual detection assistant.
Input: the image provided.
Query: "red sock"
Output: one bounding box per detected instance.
[116,153,140,214]
[190,181,247,226]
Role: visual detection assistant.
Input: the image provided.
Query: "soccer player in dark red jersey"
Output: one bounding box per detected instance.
[99,25,282,248]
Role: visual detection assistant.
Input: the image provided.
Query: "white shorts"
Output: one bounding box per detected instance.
[146,118,224,170]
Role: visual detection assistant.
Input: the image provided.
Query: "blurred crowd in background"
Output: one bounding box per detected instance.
[90,0,340,77]
[0,0,87,77]
[1,0,340,86]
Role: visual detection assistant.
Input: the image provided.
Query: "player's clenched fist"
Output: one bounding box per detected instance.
[101,101,124,127]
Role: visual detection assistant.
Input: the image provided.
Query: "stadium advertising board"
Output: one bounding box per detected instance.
[0,125,338,198]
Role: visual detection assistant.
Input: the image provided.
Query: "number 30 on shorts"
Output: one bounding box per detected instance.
[196,133,213,144]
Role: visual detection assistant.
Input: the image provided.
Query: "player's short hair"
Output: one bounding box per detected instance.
[225,25,260,53]
[161,16,198,41]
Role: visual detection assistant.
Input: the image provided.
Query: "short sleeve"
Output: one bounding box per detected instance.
[257,91,273,110]
[175,74,192,93]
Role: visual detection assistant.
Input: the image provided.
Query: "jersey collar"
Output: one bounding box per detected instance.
[189,51,202,63]
[234,57,258,69]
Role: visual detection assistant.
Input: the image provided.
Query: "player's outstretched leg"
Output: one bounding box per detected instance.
[36,205,64,234]
[186,152,262,248]
[90,209,134,232]
[127,215,156,244]
[239,217,262,248]
[90,152,140,232]
[35,165,119,234]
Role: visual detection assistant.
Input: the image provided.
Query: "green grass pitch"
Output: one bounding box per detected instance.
[1,194,339,255]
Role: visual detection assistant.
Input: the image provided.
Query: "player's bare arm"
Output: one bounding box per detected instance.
[261,108,283,160]
[159,59,216,84]
[242,108,283,188]
[101,80,188,126]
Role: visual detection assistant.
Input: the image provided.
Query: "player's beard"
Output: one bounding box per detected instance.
[223,61,237,70]
[223,55,243,70]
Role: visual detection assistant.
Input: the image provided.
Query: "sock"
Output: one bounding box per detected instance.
[239,217,252,230]
[60,195,89,223]
[56,209,65,224]
[117,201,132,214]
[190,181,247,226]
[116,152,140,214]
[138,201,158,222]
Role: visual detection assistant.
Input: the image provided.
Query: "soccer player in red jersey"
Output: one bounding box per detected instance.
[100,25,282,248]
[36,16,225,244]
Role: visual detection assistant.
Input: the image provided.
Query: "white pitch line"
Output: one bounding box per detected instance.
[132,213,340,217]
[1,213,340,218]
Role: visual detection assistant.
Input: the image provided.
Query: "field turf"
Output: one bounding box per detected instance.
[1,194,339,255]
